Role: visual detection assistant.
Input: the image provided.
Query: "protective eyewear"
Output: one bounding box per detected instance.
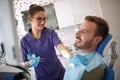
[33,17,48,22]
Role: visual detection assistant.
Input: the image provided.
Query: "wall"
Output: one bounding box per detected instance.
[0,0,22,65]
[99,0,120,80]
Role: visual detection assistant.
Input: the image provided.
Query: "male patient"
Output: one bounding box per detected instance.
[64,16,109,80]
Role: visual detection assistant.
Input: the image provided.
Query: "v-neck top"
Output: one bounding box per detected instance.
[20,28,65,80]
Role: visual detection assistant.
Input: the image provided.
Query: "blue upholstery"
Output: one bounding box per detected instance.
[96,33,115,80]
[97,34,112,55]
[104,66,115,80]
[3,76,14,80]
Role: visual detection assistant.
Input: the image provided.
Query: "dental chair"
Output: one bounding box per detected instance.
[96,33,118,80]
[0,44,31,80]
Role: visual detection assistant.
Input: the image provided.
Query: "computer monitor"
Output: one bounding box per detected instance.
[0,0,23,65]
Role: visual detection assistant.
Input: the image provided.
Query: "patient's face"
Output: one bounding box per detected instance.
[74,20,97,50]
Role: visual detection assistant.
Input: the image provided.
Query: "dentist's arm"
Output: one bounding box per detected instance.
[57,43,72,59]
[57,43,82,66]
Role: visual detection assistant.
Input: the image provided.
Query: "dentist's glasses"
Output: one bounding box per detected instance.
[33,17,48,22]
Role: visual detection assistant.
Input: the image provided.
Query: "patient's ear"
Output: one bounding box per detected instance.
[93,36,103,45]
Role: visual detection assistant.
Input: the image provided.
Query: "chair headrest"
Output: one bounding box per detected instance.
[96,33,112,55]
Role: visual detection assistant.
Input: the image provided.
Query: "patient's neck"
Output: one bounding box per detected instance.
[78,46,97,53]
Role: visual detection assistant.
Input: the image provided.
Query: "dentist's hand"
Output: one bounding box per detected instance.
[27,50,36,60]
[28,56,40,67]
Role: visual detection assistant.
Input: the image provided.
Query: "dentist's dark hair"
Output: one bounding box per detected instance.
[28,4,45,17]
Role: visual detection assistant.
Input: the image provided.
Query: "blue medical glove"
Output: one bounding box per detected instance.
[28,56,40,67]
[69,54,88,66]
[27,50,36,60]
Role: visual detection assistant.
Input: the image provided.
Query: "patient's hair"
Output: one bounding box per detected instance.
[85,16,109,39]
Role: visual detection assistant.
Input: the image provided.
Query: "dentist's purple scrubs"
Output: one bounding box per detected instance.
[20,28,65,80]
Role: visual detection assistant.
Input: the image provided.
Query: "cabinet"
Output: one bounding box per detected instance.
[71,0,102,24]
[54,0,102,28]
[54,0,74,28]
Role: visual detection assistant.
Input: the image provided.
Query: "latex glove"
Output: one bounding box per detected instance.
[28,56,40,67]
[27,50,36,60]
[69,54,88,66]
